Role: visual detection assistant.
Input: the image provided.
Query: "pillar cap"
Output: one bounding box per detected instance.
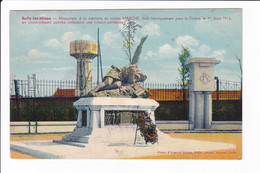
[187,58,220,65]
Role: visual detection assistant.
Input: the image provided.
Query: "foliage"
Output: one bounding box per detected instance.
[212,100,242,121]
[120,19,142,63]
[10,98,242,122]
[137,112,158,144]
[131,35,148,64]
[155,101,189,120]
[10,97,78,121]
[154,100,242,121]
[178,47,191,88]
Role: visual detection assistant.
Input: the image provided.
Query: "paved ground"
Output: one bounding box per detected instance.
[10,132,241,159]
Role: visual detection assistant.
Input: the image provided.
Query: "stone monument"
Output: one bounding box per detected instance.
[58,35,159,145]
[187,58,220,129]
[61,97,159,144]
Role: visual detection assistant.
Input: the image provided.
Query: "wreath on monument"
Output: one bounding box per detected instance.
[137,112,158,144]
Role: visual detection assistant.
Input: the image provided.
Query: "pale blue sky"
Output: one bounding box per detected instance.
[10,9,242,83]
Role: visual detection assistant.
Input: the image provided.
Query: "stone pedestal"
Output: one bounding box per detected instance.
[61,97,159,144]
[187,58,220,129]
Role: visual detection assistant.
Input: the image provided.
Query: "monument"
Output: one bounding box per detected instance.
[187,58,220,129]
[60,35,160,145]
[61,97,159,144]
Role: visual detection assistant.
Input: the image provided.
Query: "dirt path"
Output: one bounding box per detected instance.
[132,133,242,159]
[10,133,242,159]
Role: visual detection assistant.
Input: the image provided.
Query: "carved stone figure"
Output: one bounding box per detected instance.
[87,35,150,98]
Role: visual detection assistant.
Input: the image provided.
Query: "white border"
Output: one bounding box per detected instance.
[2,1,260,173]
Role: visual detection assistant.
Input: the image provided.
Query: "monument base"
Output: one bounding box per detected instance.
[57,97,159,145]
[61,125,147,145]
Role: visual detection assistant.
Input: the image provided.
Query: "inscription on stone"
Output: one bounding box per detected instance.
[199,73,210,85]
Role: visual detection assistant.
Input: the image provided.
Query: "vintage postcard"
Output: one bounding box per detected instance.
[6,3,245,165]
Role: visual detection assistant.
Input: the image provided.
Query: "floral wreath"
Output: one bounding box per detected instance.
[137,112,158,144]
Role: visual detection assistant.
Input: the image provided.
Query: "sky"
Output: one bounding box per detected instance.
[10,9,242,83]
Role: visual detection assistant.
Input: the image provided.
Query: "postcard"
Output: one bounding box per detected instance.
[3,1,255,172]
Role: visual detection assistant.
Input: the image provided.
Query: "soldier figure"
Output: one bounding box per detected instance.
[90,64,146,95]
[87,35,149,97]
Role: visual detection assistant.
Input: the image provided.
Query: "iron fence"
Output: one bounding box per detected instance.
[213,79,242,100]
[10,79,241,100]
[10,79,76,97]
[10,79,99,98]
[10,78,242,122]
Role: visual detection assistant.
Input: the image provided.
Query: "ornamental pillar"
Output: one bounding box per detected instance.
[187,58,220,129]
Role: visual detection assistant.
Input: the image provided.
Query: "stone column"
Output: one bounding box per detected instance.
[149,110,156,124]
[188,91,195,129]
[204,91,212,129]
[76,110,82,128]
[100,109,105,128]
[86,108,91,127]
[194,91,204,129]
[91,110,100,128]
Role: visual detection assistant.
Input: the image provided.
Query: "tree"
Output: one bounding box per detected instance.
[178,46,191,117]
[236,55,242,90]
[120,19,142,64]
[178,46,191,90]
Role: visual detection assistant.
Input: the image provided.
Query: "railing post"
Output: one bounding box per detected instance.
[28,121,31,134]
[215,77,219,101]
[35,121,38,134]
[14,80,20,119]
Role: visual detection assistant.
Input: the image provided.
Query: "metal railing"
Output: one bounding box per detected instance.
[10,79,241,100]
[213,79,242,100]
[10,79,99,98]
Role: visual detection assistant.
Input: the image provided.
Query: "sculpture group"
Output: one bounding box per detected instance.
[87,35,150,98]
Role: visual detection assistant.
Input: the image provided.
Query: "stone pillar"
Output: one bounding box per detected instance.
[90,110,100,128]
[86,108,91,127]
[188,91,195,129]
[76,110,82,128]
[194,91,204,129]
[187,58,220,130]
[148,110,156,124]
[100,109,105,128]
[204,91,212,129]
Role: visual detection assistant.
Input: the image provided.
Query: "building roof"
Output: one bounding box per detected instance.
[53,88,75,97]
[52,88,241,101]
